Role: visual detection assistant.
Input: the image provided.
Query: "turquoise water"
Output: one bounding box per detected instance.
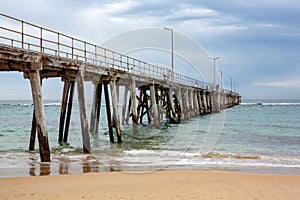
[0,99,300,177]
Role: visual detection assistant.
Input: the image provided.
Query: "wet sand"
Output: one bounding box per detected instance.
[1,170,300,200]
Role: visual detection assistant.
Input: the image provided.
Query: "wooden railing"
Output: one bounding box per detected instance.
[0,13,211,89]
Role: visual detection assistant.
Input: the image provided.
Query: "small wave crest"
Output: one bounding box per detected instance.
[201,152,261,160]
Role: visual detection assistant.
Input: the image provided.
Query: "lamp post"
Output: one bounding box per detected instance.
[230,76,233,92]
[219,69,223,91]
[234,81,236,93]
[164,27,174,82]
[210,57,220,88]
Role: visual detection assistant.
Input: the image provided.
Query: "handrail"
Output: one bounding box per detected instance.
[0,13,213,89]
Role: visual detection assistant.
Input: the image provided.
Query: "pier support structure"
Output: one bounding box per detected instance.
[28,63,50,162]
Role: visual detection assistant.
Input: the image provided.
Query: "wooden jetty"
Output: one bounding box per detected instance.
[0,14,241,162]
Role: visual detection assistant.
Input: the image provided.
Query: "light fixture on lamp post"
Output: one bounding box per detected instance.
[210,57,220,88]
[164,27,174,82]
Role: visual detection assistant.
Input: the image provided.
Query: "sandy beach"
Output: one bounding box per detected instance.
[1,170,300,200]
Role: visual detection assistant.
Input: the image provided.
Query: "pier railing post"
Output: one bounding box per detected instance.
[29,64,50,162]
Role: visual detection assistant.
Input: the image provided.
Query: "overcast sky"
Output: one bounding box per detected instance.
[1,0,300,100]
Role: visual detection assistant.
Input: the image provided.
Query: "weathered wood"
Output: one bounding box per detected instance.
[155,88,161,124]
[160,88,165,121]
[76,67,91,153]
[126,97,131,124]
[29,78,42,151]
[130,79,138,133]
[185,89,190,120]
[202,92,208,114]
[121,86,128,125]
[94,83,102,134]
[189,89,195,117]
[137,87,143,123]
[110,79,122,143]
[59,81,70,143]
[29,110,36,151]
[29,69,50,162]
[196,90,202,115]
[89,83,98,133]
[138,87,151,125]
[145,90,151,124]
[150,84,159,128]
[176,88,184,121]
[167,88,177,123]
[103,82,114,143]
[193,90,199,115]
[63,81,75,143]
[207,91,212,113]
[216,85,221,113]
[173,93,181,123]
[90,83,102,133]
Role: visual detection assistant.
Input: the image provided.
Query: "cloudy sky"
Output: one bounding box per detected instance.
[1,0,300,100]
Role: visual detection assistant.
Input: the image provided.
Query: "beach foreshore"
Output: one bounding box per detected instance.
[0,170,300,200]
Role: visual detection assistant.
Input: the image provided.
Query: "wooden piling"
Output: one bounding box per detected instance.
[94,83,102,133]
[121,86,128,125]
[63,81,75,143]
[110,79,122,143]
[29,78,42,151]
[216,85,221,113]
[59,81,70,143]
[90,83,102,133]
[103,82,114,143]
[196,90,202,115]
[89,82,98,133]
[150,84,159,128]
[29,110,36,151]
[189,89,195,117]
[130,79,138,133]
[185,89,190,119]
[76,67,91,153]
[125,97,131,124]
[193,90,199,116]
[176,87,184,121]
[167,88,177,123]
[207,91,212,113]
[29,68,50,162]
[155,88,162,124]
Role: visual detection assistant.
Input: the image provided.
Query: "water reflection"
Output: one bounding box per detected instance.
[29,163,50,176]
[28,156,121,176]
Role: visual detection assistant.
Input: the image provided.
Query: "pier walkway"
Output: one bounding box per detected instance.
[0,13,241,162]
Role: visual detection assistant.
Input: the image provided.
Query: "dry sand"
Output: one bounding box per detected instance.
[1,170,300,200]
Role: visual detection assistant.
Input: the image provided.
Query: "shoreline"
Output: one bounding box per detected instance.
[1,161,300,178]
[1,170,300,200]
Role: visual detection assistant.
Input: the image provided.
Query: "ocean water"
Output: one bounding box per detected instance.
[0,99,299,177]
